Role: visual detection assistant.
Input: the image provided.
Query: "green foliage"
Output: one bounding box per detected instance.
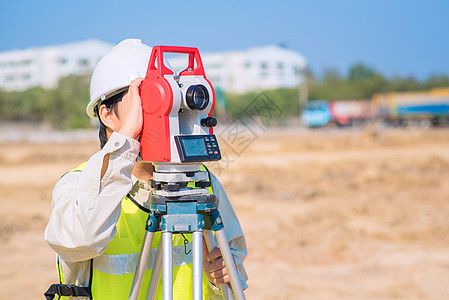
[0,75,91,129]
[225,88,301,122]
[423,74,449,90]
[348,63,376,82]
[51,75,91,129]
[0,87,49,122]
[308,64,388,100]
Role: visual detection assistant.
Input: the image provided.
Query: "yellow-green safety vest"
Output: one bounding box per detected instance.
[57,162,214,300]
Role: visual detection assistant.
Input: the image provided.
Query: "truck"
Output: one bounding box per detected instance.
[372,88,449,126]
[329,100,373,126]
[301,99,372,127]
[301,100,331,127]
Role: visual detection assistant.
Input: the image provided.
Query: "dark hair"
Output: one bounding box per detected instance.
[94,91,126,149]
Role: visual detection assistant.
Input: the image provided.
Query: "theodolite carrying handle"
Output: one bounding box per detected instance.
[146,45,206,77]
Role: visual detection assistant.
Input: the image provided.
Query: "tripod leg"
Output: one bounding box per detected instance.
[192,231,203,300]
[145,238,163,300]
[162,231,173,300]
[215,229,246,300]
[203,230,234,300]
[129,231,156,300]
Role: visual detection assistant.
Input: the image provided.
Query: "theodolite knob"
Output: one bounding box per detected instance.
[201,117,218,127]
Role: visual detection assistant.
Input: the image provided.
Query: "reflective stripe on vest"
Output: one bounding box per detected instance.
[94,243,193,275]
[61,163,213,300]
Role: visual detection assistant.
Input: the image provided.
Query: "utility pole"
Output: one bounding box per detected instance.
[299,72,308,116]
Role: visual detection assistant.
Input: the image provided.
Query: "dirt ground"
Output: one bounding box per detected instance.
[1,126,449,299]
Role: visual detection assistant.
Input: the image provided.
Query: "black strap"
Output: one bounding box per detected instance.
[46,257,93,299]
[127,193,150,213]
[44,284,91,300]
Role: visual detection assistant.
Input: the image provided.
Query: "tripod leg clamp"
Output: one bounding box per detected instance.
[207,209,224,231]
[146,212,159,232]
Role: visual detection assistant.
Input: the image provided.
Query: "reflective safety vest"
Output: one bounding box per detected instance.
[55,163,214,300]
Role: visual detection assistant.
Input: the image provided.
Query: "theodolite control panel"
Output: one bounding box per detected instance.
[175,135,221,162]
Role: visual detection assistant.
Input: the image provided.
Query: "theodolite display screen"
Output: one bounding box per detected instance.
[175,135,221,162]
[183,138,207,156]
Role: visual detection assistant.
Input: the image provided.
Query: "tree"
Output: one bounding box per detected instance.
[386,76,421,92]
[424,74,449,90]
[50,75,91,129]
[0,75,91,129]
[348,63,376,82]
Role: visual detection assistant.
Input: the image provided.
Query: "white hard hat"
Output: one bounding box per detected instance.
[87,39,152,119]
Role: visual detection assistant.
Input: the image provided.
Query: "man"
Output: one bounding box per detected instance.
[44,39,247,299]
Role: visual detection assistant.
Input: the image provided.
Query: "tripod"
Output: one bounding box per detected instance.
[128,166,246,300]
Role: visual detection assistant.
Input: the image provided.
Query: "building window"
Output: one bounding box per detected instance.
[5,74,14,82]
[206,63,222,69]
[78,58,89,67]
[59,58,67,65]
[293,66,300,76]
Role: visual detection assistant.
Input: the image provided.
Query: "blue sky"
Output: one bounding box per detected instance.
[1,0,448,80]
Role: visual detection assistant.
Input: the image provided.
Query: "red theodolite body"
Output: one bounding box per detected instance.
[139,46,219,167]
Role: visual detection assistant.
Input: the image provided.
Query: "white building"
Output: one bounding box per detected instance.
[169,45,307,94]
[0,41,306,94]
[0,39,113,91]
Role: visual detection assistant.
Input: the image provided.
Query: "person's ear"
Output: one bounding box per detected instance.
[98,104,118,131]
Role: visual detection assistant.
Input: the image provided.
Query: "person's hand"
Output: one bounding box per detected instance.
[203,239,233,287]
[118,78,144,139]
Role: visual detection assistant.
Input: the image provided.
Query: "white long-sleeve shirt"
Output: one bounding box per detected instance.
[44,132,248,296]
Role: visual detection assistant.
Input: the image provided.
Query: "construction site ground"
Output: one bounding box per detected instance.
[1,126,449,299]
